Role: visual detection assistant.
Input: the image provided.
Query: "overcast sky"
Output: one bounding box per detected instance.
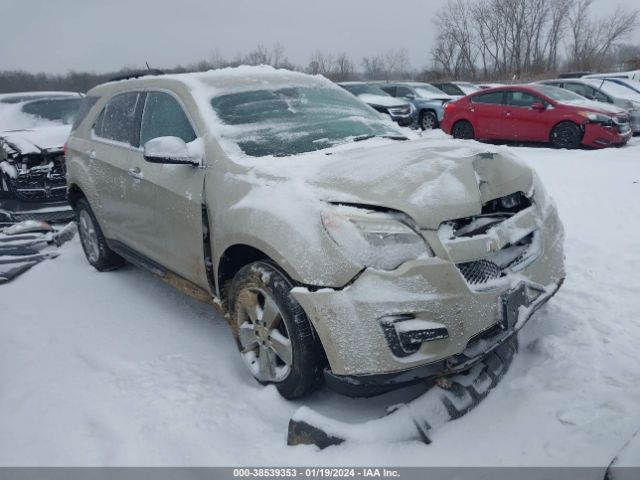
[1,0,639,74]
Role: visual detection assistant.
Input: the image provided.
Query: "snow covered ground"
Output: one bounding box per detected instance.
[1,133,639,467]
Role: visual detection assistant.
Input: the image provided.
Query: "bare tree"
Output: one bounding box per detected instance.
[568,1,639,71]
[306,50,335,76]
[244,45,272,66]
[385,48,412,79]
[361,54,386,80]
[432,0,639,80]
[333,53,355,81]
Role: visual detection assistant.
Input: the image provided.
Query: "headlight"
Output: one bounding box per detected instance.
[321,205,431,270]
[579,111,613,124]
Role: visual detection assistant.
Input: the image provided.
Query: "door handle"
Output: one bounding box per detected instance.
[506,111,512,116]
[87,150,96,160]
[128,167,144,180]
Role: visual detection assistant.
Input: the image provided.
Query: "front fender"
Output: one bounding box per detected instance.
[211,204,363,290]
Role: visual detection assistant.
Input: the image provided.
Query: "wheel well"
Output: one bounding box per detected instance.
[67,184,85,208]
[217,244,269,299]
[551,120,584,132]
[453,118,472,128]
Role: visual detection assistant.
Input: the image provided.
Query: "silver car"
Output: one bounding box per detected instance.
[538,78,640,134]
[66,67,565,399]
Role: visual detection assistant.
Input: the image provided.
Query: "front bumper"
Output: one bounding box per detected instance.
[582,123,632,147]
[0,198,74,223]
[292,202,565,384]
[390,113,415,127]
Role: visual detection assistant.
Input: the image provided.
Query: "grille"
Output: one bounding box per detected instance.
[457,259,503,285]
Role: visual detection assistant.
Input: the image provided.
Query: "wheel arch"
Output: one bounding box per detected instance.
[67,183,86,208]
[216,243,272,301]
[549,119,585,143]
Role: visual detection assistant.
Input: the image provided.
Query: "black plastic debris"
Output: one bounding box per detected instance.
[287,336,518,448]
[0,220,77,284]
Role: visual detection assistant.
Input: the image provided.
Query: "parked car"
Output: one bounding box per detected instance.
[537,78,640,134]
[583,70,640,82]
[477,83,506,90]
[66,67,565,399]
[558,71,593,79]
[337,82,415,126]
[379,82,452,130]
[588,77,640,95]
[441,84,632,149]
[431,81,480,97]
[0,92,83,222]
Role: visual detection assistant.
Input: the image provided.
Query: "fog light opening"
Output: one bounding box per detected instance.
[381,315,449,358]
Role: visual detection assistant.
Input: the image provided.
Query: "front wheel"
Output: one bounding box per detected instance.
[452,120,475,139]
[550,121,582,149]
[228,261,324,399]
[420,111,438,130]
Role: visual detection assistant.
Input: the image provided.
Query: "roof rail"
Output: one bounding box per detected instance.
[108,69,164,82]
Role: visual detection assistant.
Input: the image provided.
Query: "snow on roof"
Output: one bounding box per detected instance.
[167,65,332,95]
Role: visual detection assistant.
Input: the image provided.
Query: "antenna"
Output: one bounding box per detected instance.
[145,61,152,71]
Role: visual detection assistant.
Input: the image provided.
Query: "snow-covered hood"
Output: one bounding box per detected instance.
[0,125,71,154]
[416,92,453,102]
[356,94,408,109]
[559,99,626,115]
[244,138,533,229]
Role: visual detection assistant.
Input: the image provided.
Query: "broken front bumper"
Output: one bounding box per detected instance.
[582,122,633,147]
[0,199,74,223]
[291,202,565,393]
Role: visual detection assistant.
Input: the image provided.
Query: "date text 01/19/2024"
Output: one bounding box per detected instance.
[232,468,400,478]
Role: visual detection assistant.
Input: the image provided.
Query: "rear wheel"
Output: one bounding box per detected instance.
[550,121,582,149]
[452,120,475,140]
[228,261,324,399]
[420,111,438,130]
[75,198,124,271]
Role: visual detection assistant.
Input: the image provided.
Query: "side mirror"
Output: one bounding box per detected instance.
[143,136,200,166]
[531,102,546,111]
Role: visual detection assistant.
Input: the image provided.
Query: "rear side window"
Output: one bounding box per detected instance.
[563,83,589,97]
[472,91,505,104]
[506,91,542,107]
[437,84,463,96]
[380,86,396,96]
[395,86,413,98]
[139,92,196,146]
[71,96,99,131]
[94,92,140,145]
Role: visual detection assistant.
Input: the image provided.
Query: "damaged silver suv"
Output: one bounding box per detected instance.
[66,67,565,399]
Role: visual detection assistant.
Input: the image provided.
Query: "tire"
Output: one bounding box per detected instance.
[452,120,475,139]
[550,121,582,149]
[228,260,324,399]
[420,110,438,130]
[75,197,124,271]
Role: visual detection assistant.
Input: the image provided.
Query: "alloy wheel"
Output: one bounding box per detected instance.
[236,287,293,383]
[78,209,100,264]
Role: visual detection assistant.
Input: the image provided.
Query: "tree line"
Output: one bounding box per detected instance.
[432,0,639,80]
[0,0,639,94]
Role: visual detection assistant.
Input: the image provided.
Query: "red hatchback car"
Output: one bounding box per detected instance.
[441,84,632,149]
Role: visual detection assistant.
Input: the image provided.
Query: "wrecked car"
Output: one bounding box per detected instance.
[0,92,83,222]
[65,66,565,399]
